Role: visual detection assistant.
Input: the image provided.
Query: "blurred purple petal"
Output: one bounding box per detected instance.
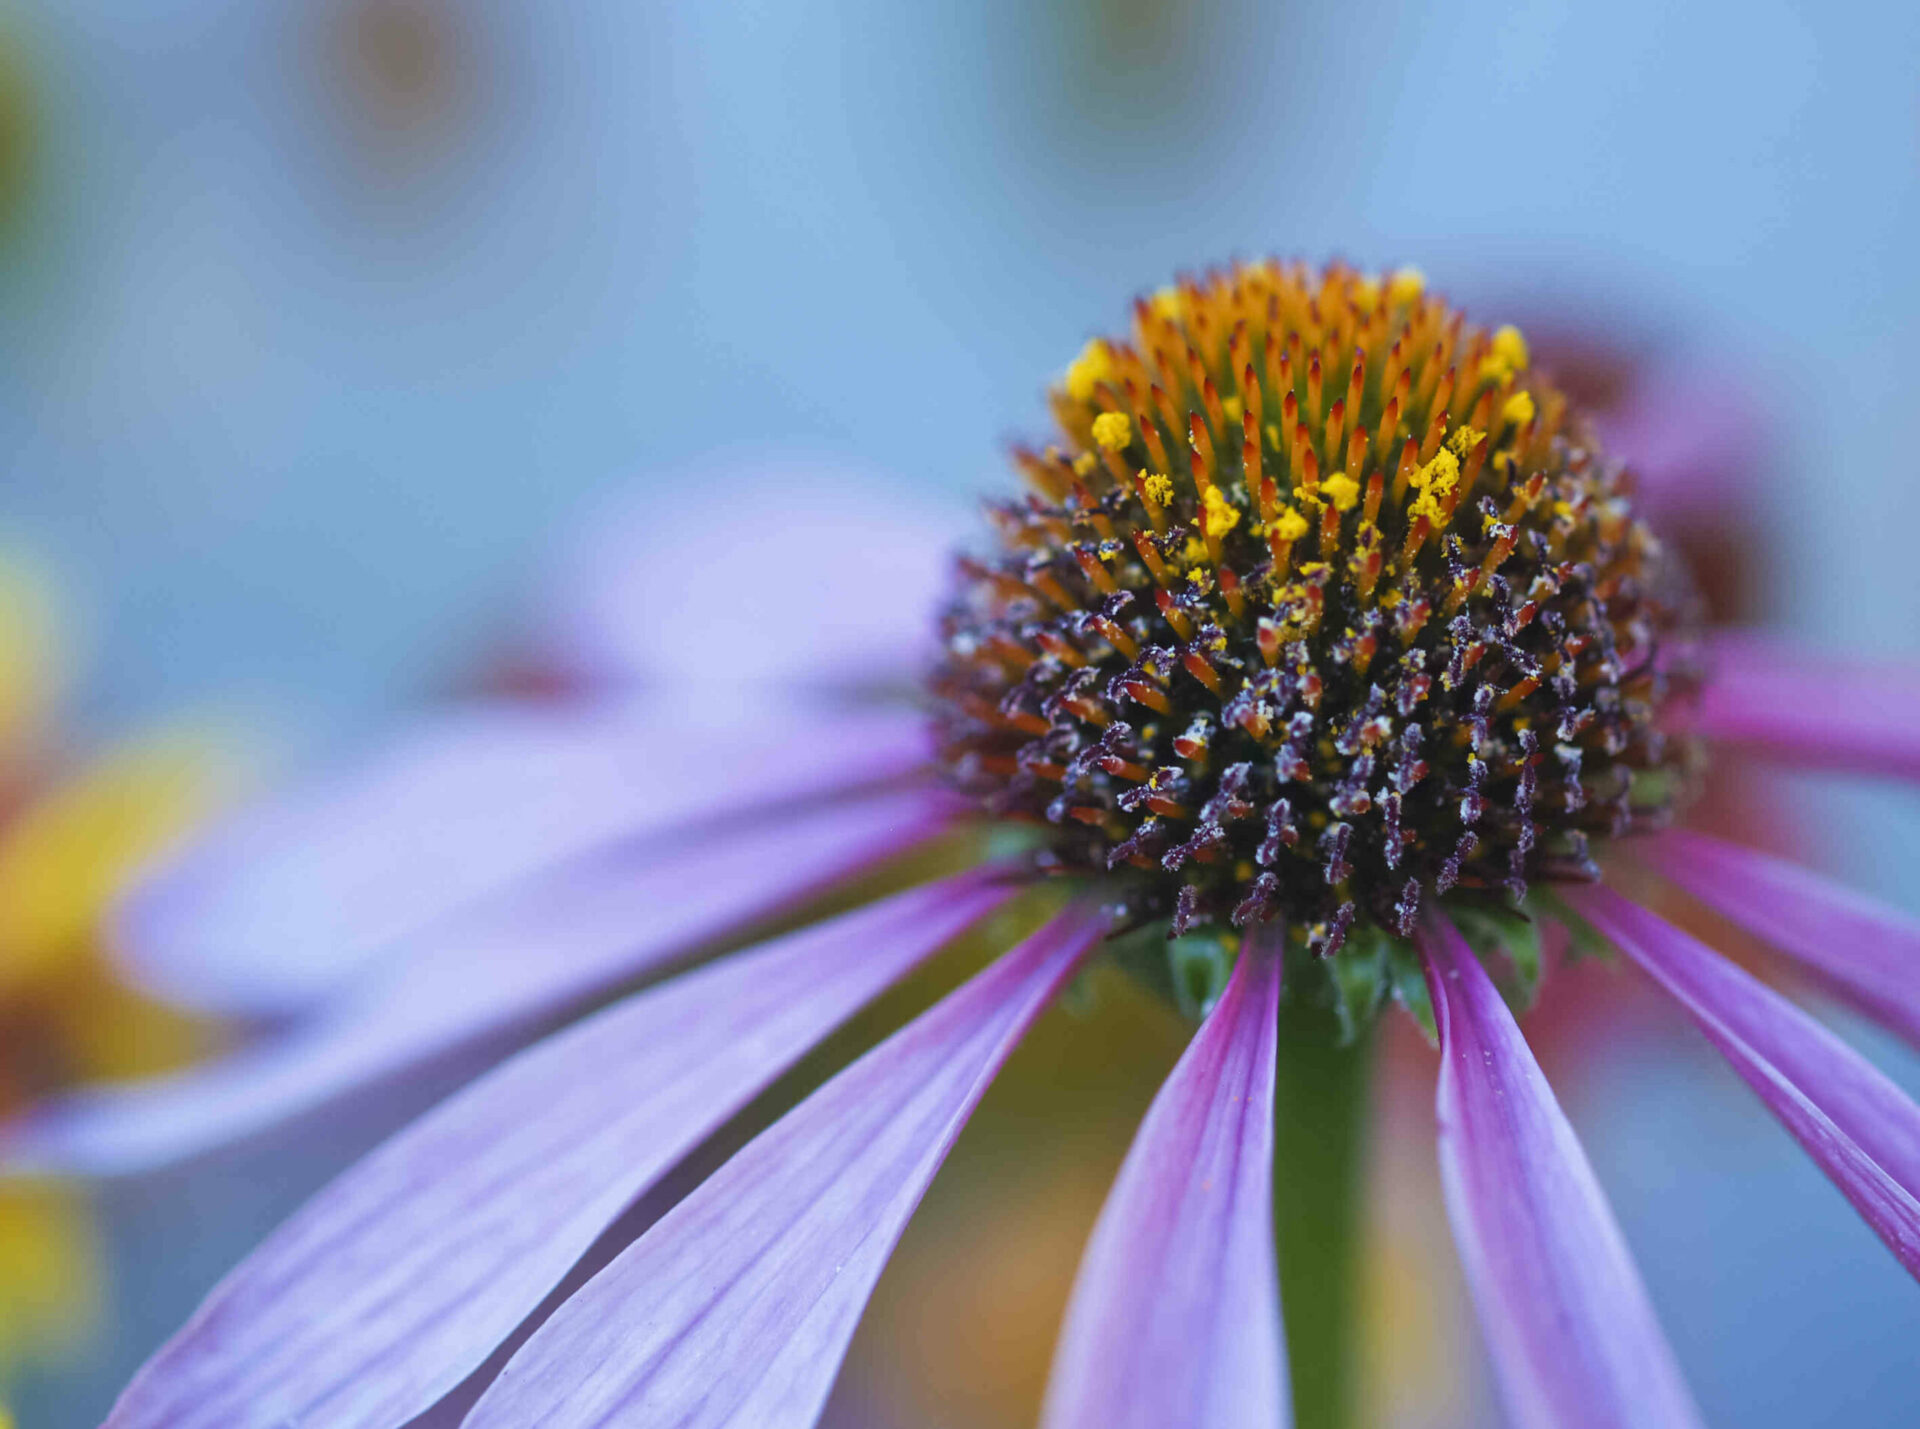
[102,870,1015,1429]
[1647,830,1920,1048]
[1042,926,1286,1429]
[462,901,1108,1429]
[1596,360,1763,519]
[1565,885,1920,1278]
[535,459,967,692]
[1694,638,1920,781]
[1419,911,1702,1429]
[7,788,954,1175]
[115,702,930,1018]
[115,702,931,1018]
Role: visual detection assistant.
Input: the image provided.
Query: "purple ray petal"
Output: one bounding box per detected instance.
[101,871,1016,1429]
[115,702,930,1017]
[535,461,967,693]
[7,789,954,1175]
[1418,911,1703,1429]
[1693,638,1920,782]
[1564,884,1920,1278]
[1596,359,1762,519]
[1645,830,1920,1049]
[1042,925,1286,1429]
[461,901,1108,1429]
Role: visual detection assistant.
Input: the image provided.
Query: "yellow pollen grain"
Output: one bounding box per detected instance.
[1446,424,1485,459]
[1272,506,1309,542]
[1143,472,1174,505]
[1151,285,1184,319]
[1388,267,1426,305]
[1409,447,1459,493]
[1501,390,1537,428]
[1202,486,1242,539]
[1352,276,1382,312]
[1409,448,1461,524]
[1491,325,1530,375]
[1072,451,1099,477]
[1092,412,1133,451]
[1065,339,1115,402]
[1222,395,1244,423]
[1182,536,1208,564]
[1321,473,1360,512]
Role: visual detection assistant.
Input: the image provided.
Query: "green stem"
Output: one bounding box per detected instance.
[1273,994,1375,1429]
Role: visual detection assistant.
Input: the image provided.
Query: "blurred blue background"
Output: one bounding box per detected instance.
[2,1,1917,1425]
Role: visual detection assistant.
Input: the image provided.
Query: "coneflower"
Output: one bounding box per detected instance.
[14,261,1920,1429]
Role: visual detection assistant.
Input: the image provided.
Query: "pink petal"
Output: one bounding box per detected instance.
[1645,830,1920,1049]
[7,789,953,1174]
[101,871,1015,1429]
[1693,638,1920,781]
[1042,925,1286,1429]
[461,901,1109,1429]
[534,460,967,693]
[1418,912,1703,1429]
[1595,361,1762,519]
[115,701,931,1017]
[1564,884,1920,1279]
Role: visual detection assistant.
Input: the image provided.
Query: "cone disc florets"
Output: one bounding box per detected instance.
[932,260,1697,955]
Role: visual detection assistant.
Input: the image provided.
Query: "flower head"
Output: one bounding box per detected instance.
[936,259,1693,970]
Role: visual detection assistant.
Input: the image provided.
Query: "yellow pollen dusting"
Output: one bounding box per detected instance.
[1272,506,1309,542]
[1352,276,1382,312]
[1409,447,1459,492]
[1446,425,1485,459]
[1151,285,1184,319]
[1483,325,1530,383]
[1409,448,1461,524]
[1202,486,1242,540]
[1387,266,1426,305]
[1501,390,1537,428]
[1221,395,1244,423]
[1142,472,1174,505]
[1072,451,1099,477]
[1065,339,1115,402]
[1320,473,1360,512]
[1092,412,1133,451]
[1182,535,1208,564]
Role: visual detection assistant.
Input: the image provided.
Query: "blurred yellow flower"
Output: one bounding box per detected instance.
[0,556,230,1401]
[0,1183,100,1376]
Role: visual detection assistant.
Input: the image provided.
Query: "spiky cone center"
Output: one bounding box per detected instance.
[932,260,1699,958]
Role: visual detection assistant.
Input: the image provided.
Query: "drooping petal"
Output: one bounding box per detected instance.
[534,461,967,693]
[1645,830,1920,1049]
[1693,638,1920,782]
[6,789,953,1175]
[1041,925,1286,1429]
[461,901,1109,1429]
[115,702,930,1017]
[1564,884,1920,1278]
[101,871,1016,1429]
[1418,912,1702,1429]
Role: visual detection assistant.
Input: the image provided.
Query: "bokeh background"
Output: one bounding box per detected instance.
[1,1,1917,1425]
